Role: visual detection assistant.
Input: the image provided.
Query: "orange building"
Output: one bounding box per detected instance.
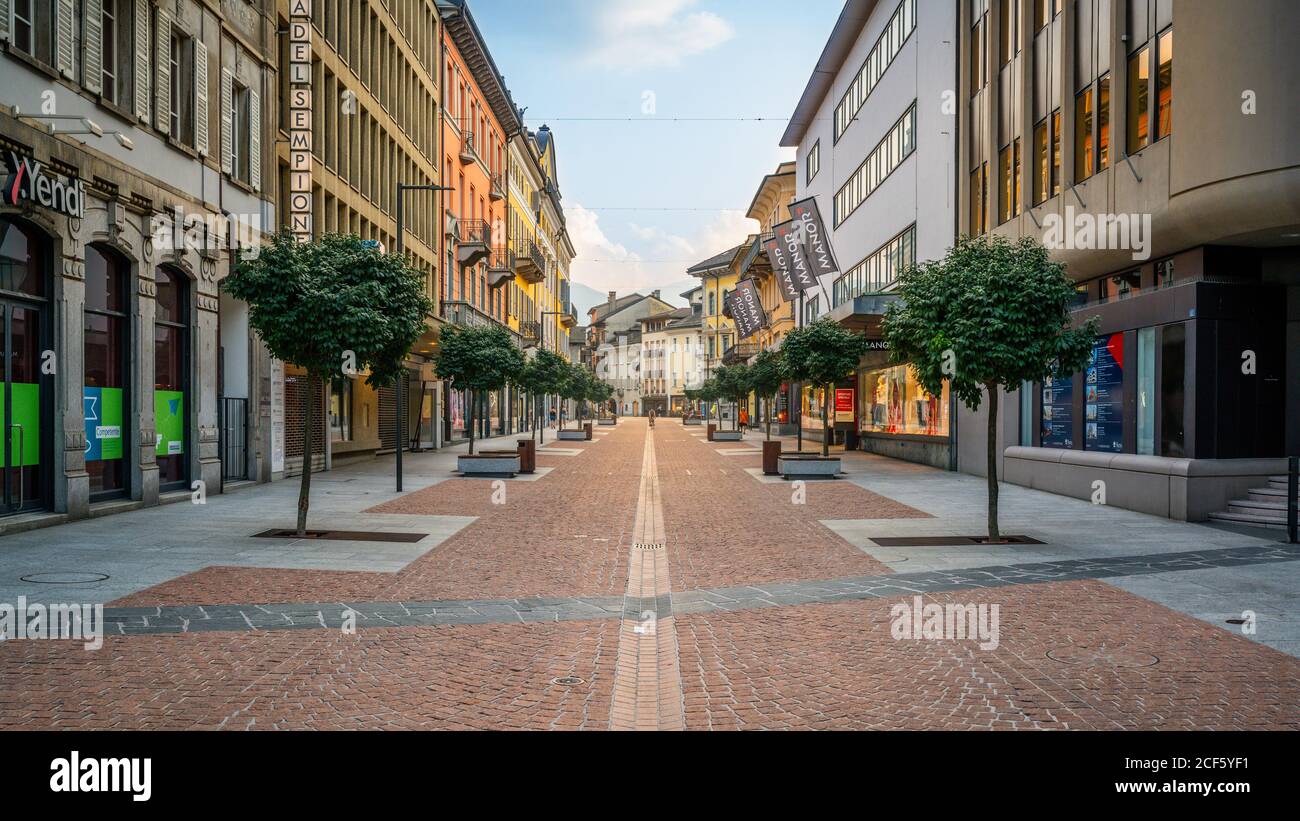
[438,0,522,441]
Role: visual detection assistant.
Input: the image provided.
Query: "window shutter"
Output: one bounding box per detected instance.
[249,89,261,190]
[154,6,171,134]
[220,68,233,175]
[83,0,103,94]
[194,40,208,156]
[133,0,150,122]
[56,0,75,78]
[0,0,11,45]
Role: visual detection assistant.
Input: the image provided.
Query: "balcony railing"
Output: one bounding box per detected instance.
[486,247,514,288]
[722,342,760,365]
[458,123,479,165]
[520,320,542,344]
[440,300,496,329]
[513,239,546,283]
[490,172,505,201]
[456,220,491,268]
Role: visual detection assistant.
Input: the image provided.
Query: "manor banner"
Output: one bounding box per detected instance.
[789,197,840,278]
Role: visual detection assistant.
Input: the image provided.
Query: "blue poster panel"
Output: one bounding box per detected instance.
[1085,333,1125,453]
[1040,373,1074,449]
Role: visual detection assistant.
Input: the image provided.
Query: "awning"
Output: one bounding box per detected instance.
[825,293,901,338]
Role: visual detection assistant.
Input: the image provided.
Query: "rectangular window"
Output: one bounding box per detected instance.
[1127,44,1150,152]
[1012,137,1022,216]
[1075,86,1094,181]
[833,224,916,305]
[970,18,984,96]
[1097,75,1111,169]
[833,0,916,140]
[1160,323,1186,456]
[169,32,196,147]
[998,144,1012,224]
[833,103,917,227]
[1033,118,1048,205]
[1156,257,1174,288]
[1136,327,1156,455]
[999,0,1015,65]
[1050,109,1061,196]
[806,140,820,183]
[233,83,252,183]
[331,381,353,442]
[1155,28,1173,139]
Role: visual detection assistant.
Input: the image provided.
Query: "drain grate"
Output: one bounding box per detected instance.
[633,542,665,551]
[551,676,585,686]
[20,572,110,584]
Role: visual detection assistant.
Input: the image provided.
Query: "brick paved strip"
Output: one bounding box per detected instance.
[93,543,1299,634]
[610,428,685,731]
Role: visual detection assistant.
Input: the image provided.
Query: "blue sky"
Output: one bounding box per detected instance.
[470,0,844,308]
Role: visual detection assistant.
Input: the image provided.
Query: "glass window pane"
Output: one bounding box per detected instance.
[1156,29,1173,138]
[1128,45,1150,152]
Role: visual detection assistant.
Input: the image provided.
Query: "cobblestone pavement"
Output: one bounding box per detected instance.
[0,418,1296,730]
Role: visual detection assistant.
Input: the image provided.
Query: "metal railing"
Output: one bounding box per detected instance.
[440,300,496,328]
[456,219,491,246]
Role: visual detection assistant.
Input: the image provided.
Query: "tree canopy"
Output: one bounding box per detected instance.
[435,324,525,395]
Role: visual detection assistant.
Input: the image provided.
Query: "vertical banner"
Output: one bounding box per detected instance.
[834,387,854,423]
[155,391,185,456]
[83,386,124,462]
[288,0,313,240]
[763,234,799,301]
[1040,373,1074,449]
[270,359,285,473]
[726,280,766,341]
[772,220,817,293]
[789,197,840,278]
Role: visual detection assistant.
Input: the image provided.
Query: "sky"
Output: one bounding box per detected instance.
[470,0,845,310]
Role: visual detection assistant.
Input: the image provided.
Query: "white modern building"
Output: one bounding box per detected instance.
[780,0,957,467]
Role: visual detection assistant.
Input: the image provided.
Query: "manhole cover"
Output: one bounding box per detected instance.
[20,571,110,584]
[551,676,585,686]
[1046,644,1159,668]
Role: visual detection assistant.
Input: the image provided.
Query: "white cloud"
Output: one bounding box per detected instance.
[567,203,758,300]
[586,0,735,70]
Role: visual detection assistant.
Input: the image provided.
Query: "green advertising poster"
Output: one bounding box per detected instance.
[84,386,124,462]
[0,383,41,468]
[155,390,185,457]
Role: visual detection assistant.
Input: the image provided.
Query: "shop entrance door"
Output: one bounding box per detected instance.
[1,300,48,514]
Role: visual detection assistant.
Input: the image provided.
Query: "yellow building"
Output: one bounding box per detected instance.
[686,246,742,381]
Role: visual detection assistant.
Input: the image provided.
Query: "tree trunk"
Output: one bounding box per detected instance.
[821,383,830,457]
[296,373,314,537]
[986,384,1001,542]
[467,390,476,455]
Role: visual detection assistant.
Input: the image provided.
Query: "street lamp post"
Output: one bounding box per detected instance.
[541,310,564,432]
[395,183,453,492]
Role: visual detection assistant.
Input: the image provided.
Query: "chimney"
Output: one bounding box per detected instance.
[652,290,660,300]
[607,291,617,315]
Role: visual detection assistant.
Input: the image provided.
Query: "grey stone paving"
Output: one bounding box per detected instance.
[96,543,1299,636]
[0,432,535,606]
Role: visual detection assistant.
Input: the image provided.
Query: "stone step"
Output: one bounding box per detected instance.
[1249,487,1300,503]
[1227,500,1289,518]
[1207,511,1289,530]
[1267,478,1299,492]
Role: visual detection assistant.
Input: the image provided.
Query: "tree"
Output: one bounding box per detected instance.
[781,319,870,457]
[519,349,568,443]
[559,362,591,429]
[588,377,614,418]
[882,234,1096,542]
[696,378,721,423]
[713,364,751,431]
[224,232,432,535]
[435,323,525,455]
[749,349,786,440]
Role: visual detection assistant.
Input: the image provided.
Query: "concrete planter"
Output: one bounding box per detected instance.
[684,418,703,426]
[459,454,520,478]
[597,418,616,426]
[557,430,587,441]
[778,455,841,479]
[713,431,744,441]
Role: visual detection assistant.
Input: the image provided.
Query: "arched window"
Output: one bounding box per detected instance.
[85,245,130,498]
[154,267,189,489]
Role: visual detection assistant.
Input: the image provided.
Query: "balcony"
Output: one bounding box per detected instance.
[722,342,760,365]
[486,247,514,288]
[520,320,542,346]
[456,220,491,268]
[513,239,547,283]
[490,172,505,201]
[560,302,577,329]
[458,124,480,165]
[440,300,496,329]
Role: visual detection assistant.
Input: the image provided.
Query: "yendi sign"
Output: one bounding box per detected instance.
[2,152,86,219]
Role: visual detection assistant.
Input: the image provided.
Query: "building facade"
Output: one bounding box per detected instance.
[958,0,1300,522]
[1,0,275,527]
[639,289,704,417]
[781,0,956,463]
[586,291,672,416]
